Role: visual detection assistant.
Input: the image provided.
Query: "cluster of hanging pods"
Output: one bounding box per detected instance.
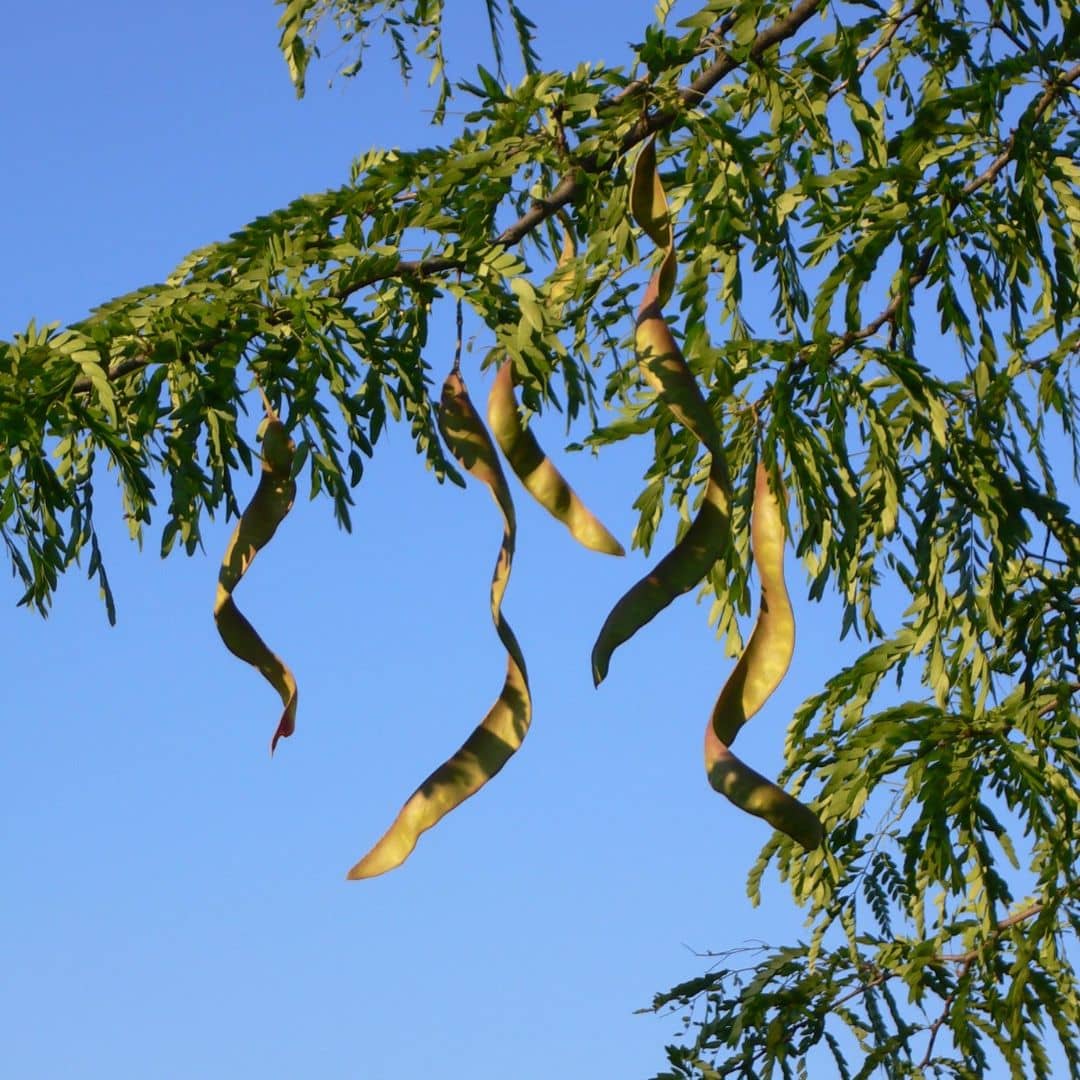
[214,136,822,878]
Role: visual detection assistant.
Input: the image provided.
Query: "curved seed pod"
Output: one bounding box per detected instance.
[213,416,298,754]
[348,369,531,879]
[590,464,730,686]
[710,462,795,745]
[548,217,577,308]
[704,462,821,850]
[591,137,732,685]
[703,733,823,850]
[488,360,624,556]
[629,136,673,253]
[635,275,726,451]
[629,136,676,307]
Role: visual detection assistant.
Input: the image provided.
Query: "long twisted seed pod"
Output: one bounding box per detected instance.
[702,737,823,849]
[488,360,624,556]
[591,136,732,685]
[705,463,822,850]
[348,369,531,879]
[710,463,795,744]
[214,415,298,754]
[488,223,623,555]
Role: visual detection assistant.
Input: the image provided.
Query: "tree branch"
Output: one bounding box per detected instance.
[73,0,827,394]
[830,900,1050,1029]
[827,61,1080,359]
[935,901,1047,964]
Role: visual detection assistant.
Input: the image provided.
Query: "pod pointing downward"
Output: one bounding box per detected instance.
[591,137,732,685]
[348,370,531,879]
[704,462,821,850]
[488,360,624,557]
[710,463,795,746]
[214,416,299,754]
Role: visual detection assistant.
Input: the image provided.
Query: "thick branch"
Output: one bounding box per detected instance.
[358,0,828,275]
[73,0,827,394]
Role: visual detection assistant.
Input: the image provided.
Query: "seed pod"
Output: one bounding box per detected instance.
[591,136,732,685]
[348,369,531,879]
[710,463,795,745]
[629,136,676,307]
[548,218,577,309]
[213,415,298,754]
[704,462,821,850]
[488,360,624,556]
[629,136,673,255]
[590,465,730,686]
[703,733,823,850]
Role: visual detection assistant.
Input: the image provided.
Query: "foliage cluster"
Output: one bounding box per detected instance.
[2,1,1079,1074]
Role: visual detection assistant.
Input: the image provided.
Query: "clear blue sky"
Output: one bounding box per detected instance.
[0,4,949,1078]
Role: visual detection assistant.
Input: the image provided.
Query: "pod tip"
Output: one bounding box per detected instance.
[346,851,399,881]
[591,656,608,687]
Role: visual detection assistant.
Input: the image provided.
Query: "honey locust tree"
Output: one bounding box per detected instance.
[3,1,1080,1075]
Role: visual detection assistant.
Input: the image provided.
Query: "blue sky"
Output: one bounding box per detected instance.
[1,3,1046,1078]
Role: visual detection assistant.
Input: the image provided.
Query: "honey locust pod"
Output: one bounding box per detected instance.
[629,136,673,255]
[710,462,795,745]
[548,216,577,309]
[488,360,624,557]
[629,136,676,307]
[703,733,823,850]
[348,369,531,879]
[704,461,822,850]
[591,136,732,685]
[213,413,299,754]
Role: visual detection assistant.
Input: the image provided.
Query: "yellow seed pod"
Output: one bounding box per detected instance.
[710,462,795,745]
[590,470,730,685]
[348,369,531,879]
[548,217,577,309]
[703,730,823,850]
[629,136,676,306]
[591,136,732,684]
[634,277,726,454]
[213,415,298,754]
[488,360,625,557]
[630,136,673,254]
[703,461,821,850]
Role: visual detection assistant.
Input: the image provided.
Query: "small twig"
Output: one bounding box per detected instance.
[825,62,1080,361]
[935,901,1046,964]
[452,282,464,374]
[919,954,973,1069]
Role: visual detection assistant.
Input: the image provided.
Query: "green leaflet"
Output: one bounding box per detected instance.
[213,415,299,754]
[591,136,732,685]
[705,462,822,850]
[349,369,531,879]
